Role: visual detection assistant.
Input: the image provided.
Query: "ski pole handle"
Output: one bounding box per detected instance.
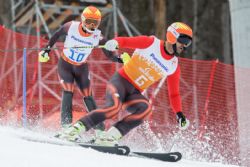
[97,45,105,49]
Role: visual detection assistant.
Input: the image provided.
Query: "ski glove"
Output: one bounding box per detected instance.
[38,46,51,63]
[176,112,190,130]
[121,52,131,64]
[104,40,119,51]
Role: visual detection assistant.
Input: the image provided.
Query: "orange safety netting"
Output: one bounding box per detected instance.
[0,25,245,165]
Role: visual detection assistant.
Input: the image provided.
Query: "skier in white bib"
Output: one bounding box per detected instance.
[38,6,123,130]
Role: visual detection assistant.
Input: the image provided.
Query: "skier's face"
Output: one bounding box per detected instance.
[83,18,100,32]
[175,36,192,54]
[175,42,185,54]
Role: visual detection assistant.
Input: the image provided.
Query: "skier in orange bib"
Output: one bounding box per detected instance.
[57,22,192,146]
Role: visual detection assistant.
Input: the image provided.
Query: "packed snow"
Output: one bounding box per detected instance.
[0,125,239,167]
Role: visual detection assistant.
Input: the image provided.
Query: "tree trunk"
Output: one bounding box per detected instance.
[154,0,166,39]
[0,0,11,27]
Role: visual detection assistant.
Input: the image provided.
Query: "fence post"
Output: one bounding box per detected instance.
[22,48,27,128]
[199,59,218,138]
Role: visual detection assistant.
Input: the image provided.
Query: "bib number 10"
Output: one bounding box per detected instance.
[69,48,85,62]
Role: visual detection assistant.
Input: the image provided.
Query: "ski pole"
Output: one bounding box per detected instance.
[168,130,182,152]
[0,45,105,53]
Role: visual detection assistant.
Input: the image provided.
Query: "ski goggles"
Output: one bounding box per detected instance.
[177,34,192,48]
[84,19,100,27]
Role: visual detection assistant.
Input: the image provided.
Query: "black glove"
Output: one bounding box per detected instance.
[38,46,51,63]
[43,45,51,54]
[102,49,123,63]
[40,46,51,57]
[176,112,189,130]
[110,56,123,63]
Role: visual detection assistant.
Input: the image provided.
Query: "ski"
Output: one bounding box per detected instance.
[19,134,130,155]
[131,151,182,162]
[77,143,181,162]
[77,143,130,155]
[19,134,182,162]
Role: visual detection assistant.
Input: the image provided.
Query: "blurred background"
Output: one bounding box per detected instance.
[0,0,250,166]
[0,0,232,63]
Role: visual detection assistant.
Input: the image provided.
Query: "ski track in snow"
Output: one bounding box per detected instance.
[0,126,239,167]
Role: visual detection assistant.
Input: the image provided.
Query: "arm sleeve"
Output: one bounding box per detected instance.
[47,21,71,47]
[167,65,182,113]
[114,36,154,49]
[99,38,123,63]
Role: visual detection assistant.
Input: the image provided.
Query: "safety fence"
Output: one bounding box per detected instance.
[0,25,246,165]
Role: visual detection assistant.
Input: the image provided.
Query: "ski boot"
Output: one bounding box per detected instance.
[55,121,86,142]
[94,127,122,146]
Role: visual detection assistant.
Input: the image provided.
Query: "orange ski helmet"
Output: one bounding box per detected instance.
[81,6,102,21]
[166,22,193,47]
[81,6,102,33]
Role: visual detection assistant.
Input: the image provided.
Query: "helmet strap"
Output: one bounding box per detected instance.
[82,23,95,34]
[173,44,180,56]
[173,43,180,56]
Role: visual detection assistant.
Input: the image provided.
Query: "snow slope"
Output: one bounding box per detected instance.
[0,126,239,167]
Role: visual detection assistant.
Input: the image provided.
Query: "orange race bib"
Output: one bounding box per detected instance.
[124,54,163,90]
[123,37,178,90]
